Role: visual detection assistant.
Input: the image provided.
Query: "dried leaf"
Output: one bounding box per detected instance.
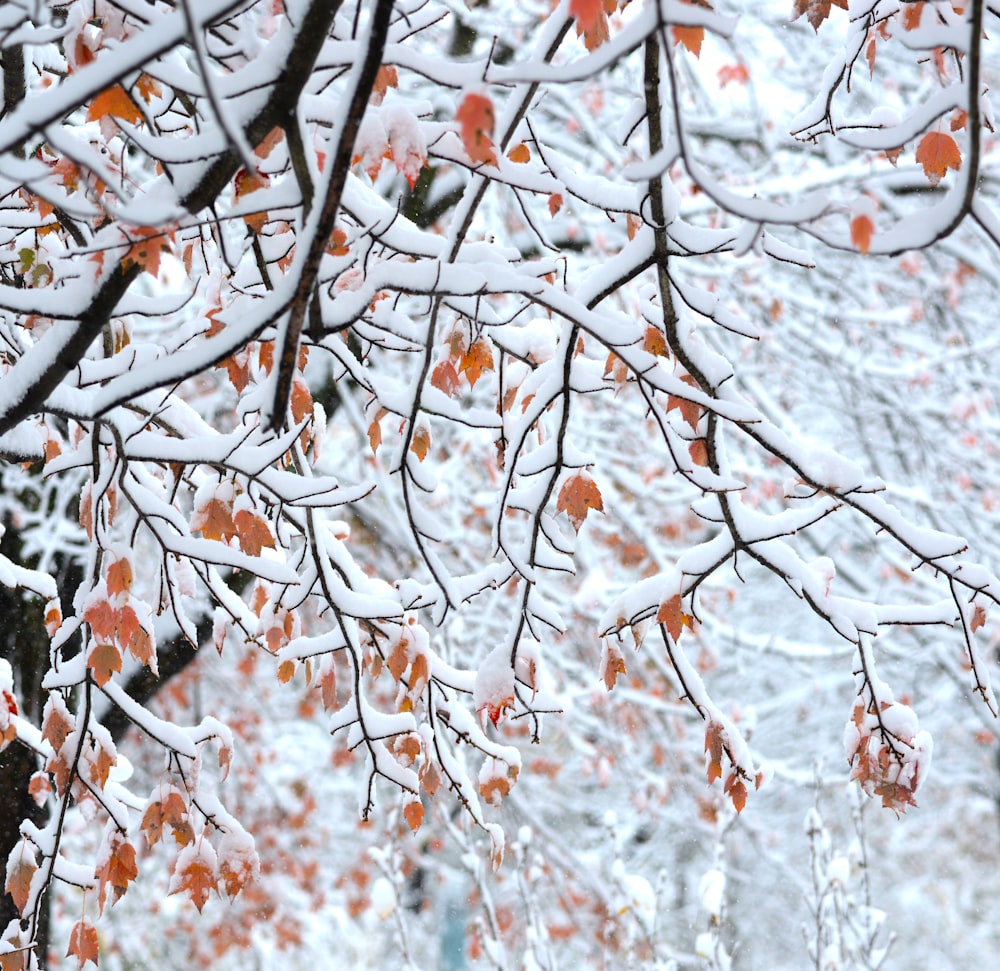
[66,920,99,969]
[87,641,122,688]
[556,471,604,531]
[792,0,848,31]
[459,338,494,388]
[657,593,691,643]
[915,131,961,185]
[5,840,37,915]
[234,509,275,557]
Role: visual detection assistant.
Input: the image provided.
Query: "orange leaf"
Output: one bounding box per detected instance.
[371,65,399,105]
[556,471,604,531]
[689,438,710,467]
[601,641,627,690]
[66,920,99,969]
[507,143,531,163]
[456,93,498,166]
[277,659,296,683]
[915,131,961,186]
[403,798,424,832]
[850,213,874,254]
[727,777,748,813]
[83,598,116,641]
[672,25,704,57]
[86,85,143,126]
[234,509,275,557]
[792,0,848,31]
[387,639,409,682]
[135,72,162,103]
[548,193,563,217]
[459,338,494,388]
[192,496,237,542]
[430,360,461,397]
[705,721,724,784]
[657,593,687,643]
[87,641,122,688]
[96,835,137,912]
[643,325,668,357]
[106,556,133,596]
[410,424,431,462]
[171,841,218,912]
[5,840,37,915]
[667,374,702,430]
[570,0,610,49]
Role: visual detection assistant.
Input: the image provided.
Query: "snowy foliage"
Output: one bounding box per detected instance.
[0,0,999,967]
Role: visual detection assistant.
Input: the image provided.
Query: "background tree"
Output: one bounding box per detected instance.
[0,0,999,968]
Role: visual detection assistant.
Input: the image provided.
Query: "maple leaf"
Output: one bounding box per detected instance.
[86,85,143,138]
[915,131,961,186]
[456,93,498,166]
[96,834,137,912]
[371,64,398,105]
[459,337,494,388]
[657,593,690,643]
[667,373,702,430]
[191,496,237,542]
[87,641,122,688]
[234,509,276,557]
[792,0,848,32]
[5,840,37,915]
[66,920,99,969]
[83,596,116,642]
[556,471,605,531]
[122,227,172,279]
[850,213,874,254]
[430,360,461,397]
[217,833,258,900]
[169,838,219,912]
[672,25,704,57]
[570,0,611,50]
[42,696,74,754]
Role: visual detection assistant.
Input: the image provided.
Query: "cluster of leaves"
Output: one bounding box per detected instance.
[0,0,999,968]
